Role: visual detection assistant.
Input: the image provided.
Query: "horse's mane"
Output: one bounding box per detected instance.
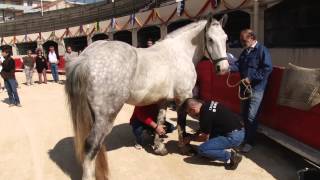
[165,20,207,39]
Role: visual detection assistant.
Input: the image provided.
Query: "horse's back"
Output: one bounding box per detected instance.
[81,40,138,106]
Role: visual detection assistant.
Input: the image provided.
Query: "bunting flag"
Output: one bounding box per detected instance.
[211,0,220,8]
[176,0,185,16]
[24,34,28,42]
[130,14,135,27]
[111,18,116,30]
[96,21,100,32]
[80,25,84,34]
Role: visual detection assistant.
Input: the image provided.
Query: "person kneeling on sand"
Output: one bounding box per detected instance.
[182,98,244,170]
[130,104,175,149]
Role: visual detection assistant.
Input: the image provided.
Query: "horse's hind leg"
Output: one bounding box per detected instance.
[82,107,121,180]
[154,101,168,155]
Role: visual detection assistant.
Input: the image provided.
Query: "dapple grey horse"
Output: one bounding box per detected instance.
[65,15,229,180]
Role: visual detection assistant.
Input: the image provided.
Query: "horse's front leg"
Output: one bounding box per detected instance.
[154,101,168,155]
[176,98,195,155]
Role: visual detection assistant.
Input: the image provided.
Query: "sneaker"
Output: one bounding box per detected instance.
[16,103,22,107]
[225,150,242,170]
[134,141,143,150]
[241,144,253,153]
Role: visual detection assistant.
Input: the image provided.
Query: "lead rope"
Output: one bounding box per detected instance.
[226,72,252,100]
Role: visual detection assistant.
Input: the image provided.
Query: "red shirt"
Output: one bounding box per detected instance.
[130,104,159,126]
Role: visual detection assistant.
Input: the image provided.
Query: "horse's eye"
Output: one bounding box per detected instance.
[208,38,213,43]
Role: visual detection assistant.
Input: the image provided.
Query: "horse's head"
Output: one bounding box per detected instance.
[205,14,229,74]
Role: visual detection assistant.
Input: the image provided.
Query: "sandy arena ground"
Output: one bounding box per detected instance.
[0,73,311,180]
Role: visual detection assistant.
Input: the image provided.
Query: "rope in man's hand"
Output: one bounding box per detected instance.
[226,72,252,100]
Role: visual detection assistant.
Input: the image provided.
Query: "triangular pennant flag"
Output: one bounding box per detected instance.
[96,21,100,32]
[130,14,135,27]
[24,34,28,42]
[111,18,116,30]
[176,0,185,16]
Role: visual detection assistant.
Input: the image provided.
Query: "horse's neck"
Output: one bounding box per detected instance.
[160,22,205,65]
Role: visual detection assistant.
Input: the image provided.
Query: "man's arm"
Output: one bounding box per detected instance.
[229,57,240,72]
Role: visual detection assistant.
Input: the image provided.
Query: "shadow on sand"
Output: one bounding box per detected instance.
[48,137,82,180]
[49,122,311,180]
[48,123,135,179]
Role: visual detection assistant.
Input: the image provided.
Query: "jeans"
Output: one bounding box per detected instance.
[4,79,20,105]
[24,66,34,85]
[198,129,244,162]
[240,90,264,145]
[50,63,59,82]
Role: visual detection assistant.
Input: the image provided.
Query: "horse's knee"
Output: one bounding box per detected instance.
[84,137,100,160]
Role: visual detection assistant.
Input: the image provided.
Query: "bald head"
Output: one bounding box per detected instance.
[240,29,257,48]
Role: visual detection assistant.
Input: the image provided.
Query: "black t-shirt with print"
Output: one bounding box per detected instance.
[199,101,243,138]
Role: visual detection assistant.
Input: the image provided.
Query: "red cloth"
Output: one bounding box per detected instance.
[130,104,159,126]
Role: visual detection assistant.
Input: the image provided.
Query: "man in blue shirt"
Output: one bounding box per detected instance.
[229,29,273,152]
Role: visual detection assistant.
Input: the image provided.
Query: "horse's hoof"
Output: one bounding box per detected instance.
[154,143,168,156]
[179,144,196,156]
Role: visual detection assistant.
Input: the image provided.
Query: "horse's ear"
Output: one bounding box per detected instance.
[206,13,214,29]
[219,14,228,28]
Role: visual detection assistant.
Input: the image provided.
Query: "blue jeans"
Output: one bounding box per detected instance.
[198,129,244,162]
[4,79,20,105]
[240,90,264,145]
[50,63,59,82]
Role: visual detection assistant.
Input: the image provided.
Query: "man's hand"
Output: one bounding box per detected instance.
[192,133,209,142]
[155,124,166,135]
[243,77,251,85]
[183,132,209,144]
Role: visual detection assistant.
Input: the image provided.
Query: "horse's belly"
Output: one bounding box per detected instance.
[127,87,174,106]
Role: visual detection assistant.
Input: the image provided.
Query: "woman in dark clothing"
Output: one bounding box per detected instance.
[35,49,48,84]
[0,49,21,106]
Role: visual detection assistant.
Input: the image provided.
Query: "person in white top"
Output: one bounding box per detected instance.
[48,46,59,82]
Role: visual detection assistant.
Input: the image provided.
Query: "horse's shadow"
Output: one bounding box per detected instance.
[48,137,82,180]
[48,123,135,180]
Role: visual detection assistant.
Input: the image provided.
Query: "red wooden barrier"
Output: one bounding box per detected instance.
[196,60,320,150]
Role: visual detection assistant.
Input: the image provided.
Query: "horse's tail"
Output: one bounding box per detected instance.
[65,58,108,180]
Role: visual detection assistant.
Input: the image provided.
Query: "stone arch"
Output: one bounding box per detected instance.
[137,25,160,48]
[92,33,109,42]
[64,36,88,54]
[16,42,37,55]
[113,30,132,45]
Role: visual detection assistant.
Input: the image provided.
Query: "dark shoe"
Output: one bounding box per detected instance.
[16,103,22,107]
[225,150,242,170]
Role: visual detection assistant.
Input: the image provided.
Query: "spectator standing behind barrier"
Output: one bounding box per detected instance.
[22,50,35,86]
[0,49,21,107]
[229,29,273,153]
[0,53,5,92]
[48,46,59,83]
[64,46,77,67]
[35,49,48,84]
